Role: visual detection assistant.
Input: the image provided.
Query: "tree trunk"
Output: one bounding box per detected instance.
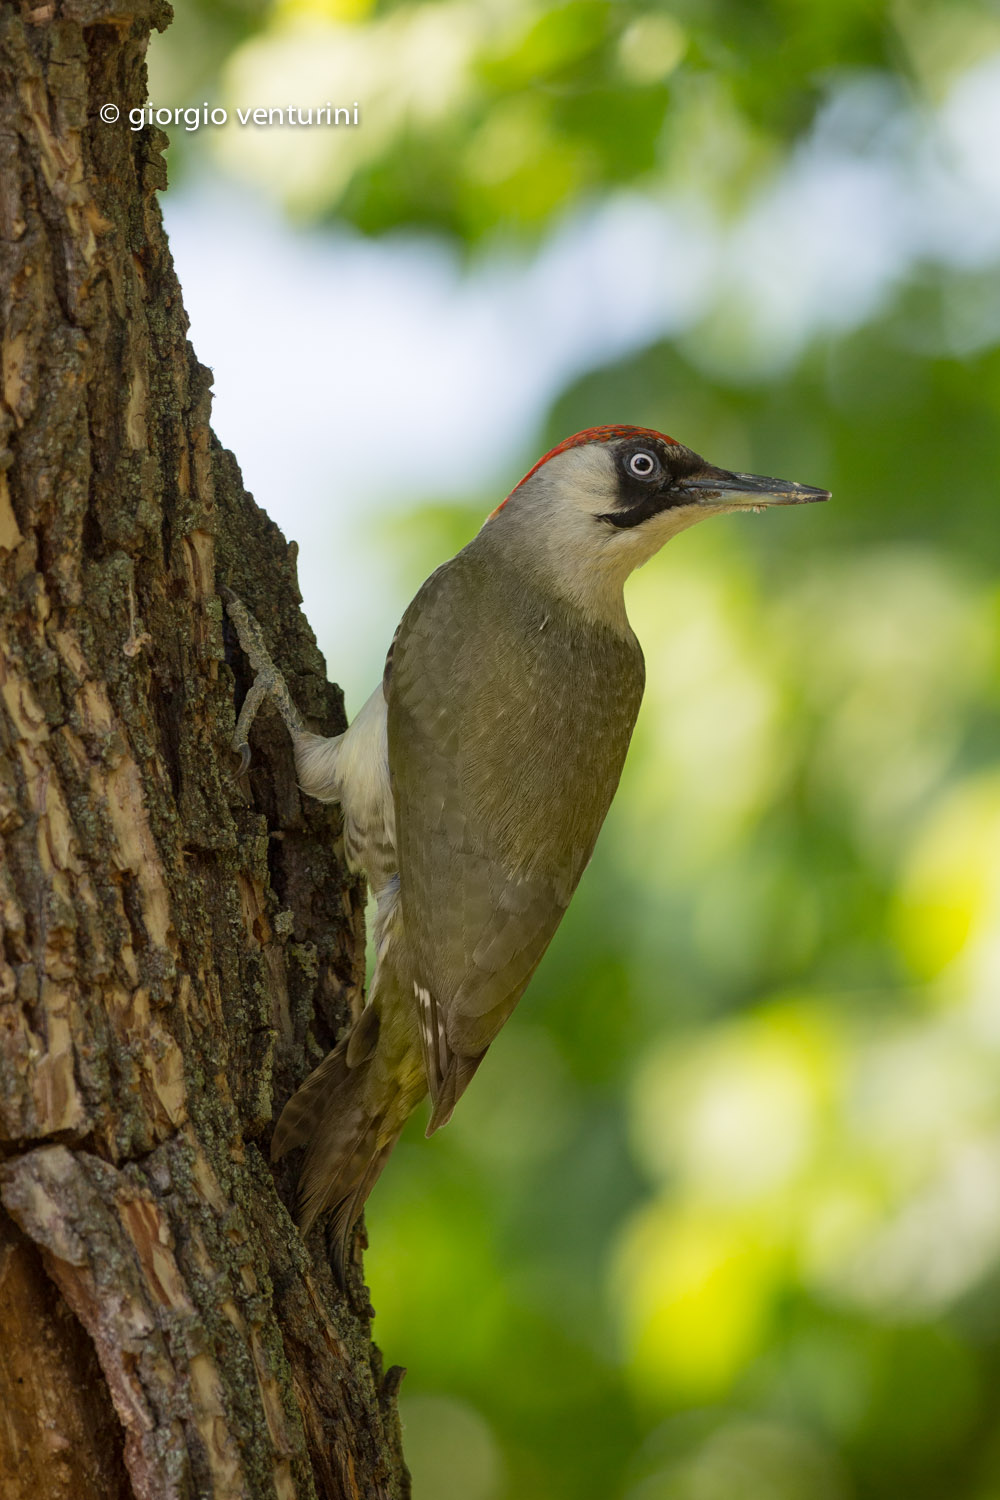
[0,5,409,1496]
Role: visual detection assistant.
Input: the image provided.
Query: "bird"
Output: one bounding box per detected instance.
[224,424,829,1280]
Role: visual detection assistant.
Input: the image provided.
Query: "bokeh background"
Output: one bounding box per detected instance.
[148,3,1000,1496]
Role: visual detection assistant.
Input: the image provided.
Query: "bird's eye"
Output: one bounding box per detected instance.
[628,451,657,479]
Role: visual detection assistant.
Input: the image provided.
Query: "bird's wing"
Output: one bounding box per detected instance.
[387,550,643,1130]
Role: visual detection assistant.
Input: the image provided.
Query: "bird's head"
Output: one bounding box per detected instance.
[484,425,830,624]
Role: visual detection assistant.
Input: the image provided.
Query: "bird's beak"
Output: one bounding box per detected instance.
[678,466,831,509]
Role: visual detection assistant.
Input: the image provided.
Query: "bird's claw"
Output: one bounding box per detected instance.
[222,588,305,779]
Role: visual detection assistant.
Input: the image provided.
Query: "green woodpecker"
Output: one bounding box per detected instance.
[226,424,828,1278]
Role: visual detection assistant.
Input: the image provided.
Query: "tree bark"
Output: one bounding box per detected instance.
[0,4,408,1496]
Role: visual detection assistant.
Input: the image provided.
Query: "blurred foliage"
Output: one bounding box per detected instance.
[152,0,1000,235]
[151,0,1000,1496]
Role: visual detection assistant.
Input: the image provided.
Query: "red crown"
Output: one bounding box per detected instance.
[489,425,678,519]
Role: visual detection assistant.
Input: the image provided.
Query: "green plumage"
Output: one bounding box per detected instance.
[277,527,646,1273]
[388,529,645,1127]
[241,426,826,1281]
[273,532,645,1276]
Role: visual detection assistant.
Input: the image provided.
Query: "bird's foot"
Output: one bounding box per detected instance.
[221,587,305,773]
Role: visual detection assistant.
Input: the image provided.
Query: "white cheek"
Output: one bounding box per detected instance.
[506,445,716,629]
[617,503,705,565]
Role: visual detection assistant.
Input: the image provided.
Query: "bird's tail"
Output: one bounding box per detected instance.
[271,986,426,1284]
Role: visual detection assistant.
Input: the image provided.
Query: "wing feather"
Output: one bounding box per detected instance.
[388,545,643,1114]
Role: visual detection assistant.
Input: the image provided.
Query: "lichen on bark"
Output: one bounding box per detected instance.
[0,4,407,1496]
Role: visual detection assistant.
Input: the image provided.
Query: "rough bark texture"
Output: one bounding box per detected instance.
[0,4,409,1496]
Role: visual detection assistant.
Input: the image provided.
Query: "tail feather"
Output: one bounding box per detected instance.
[295,1076,393,1243]
[271,1030,400,1278]
[327,1143,394,1286]
[271,1038,355,1160]
[272,936,428,1282]
[271,1012,417,1285]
